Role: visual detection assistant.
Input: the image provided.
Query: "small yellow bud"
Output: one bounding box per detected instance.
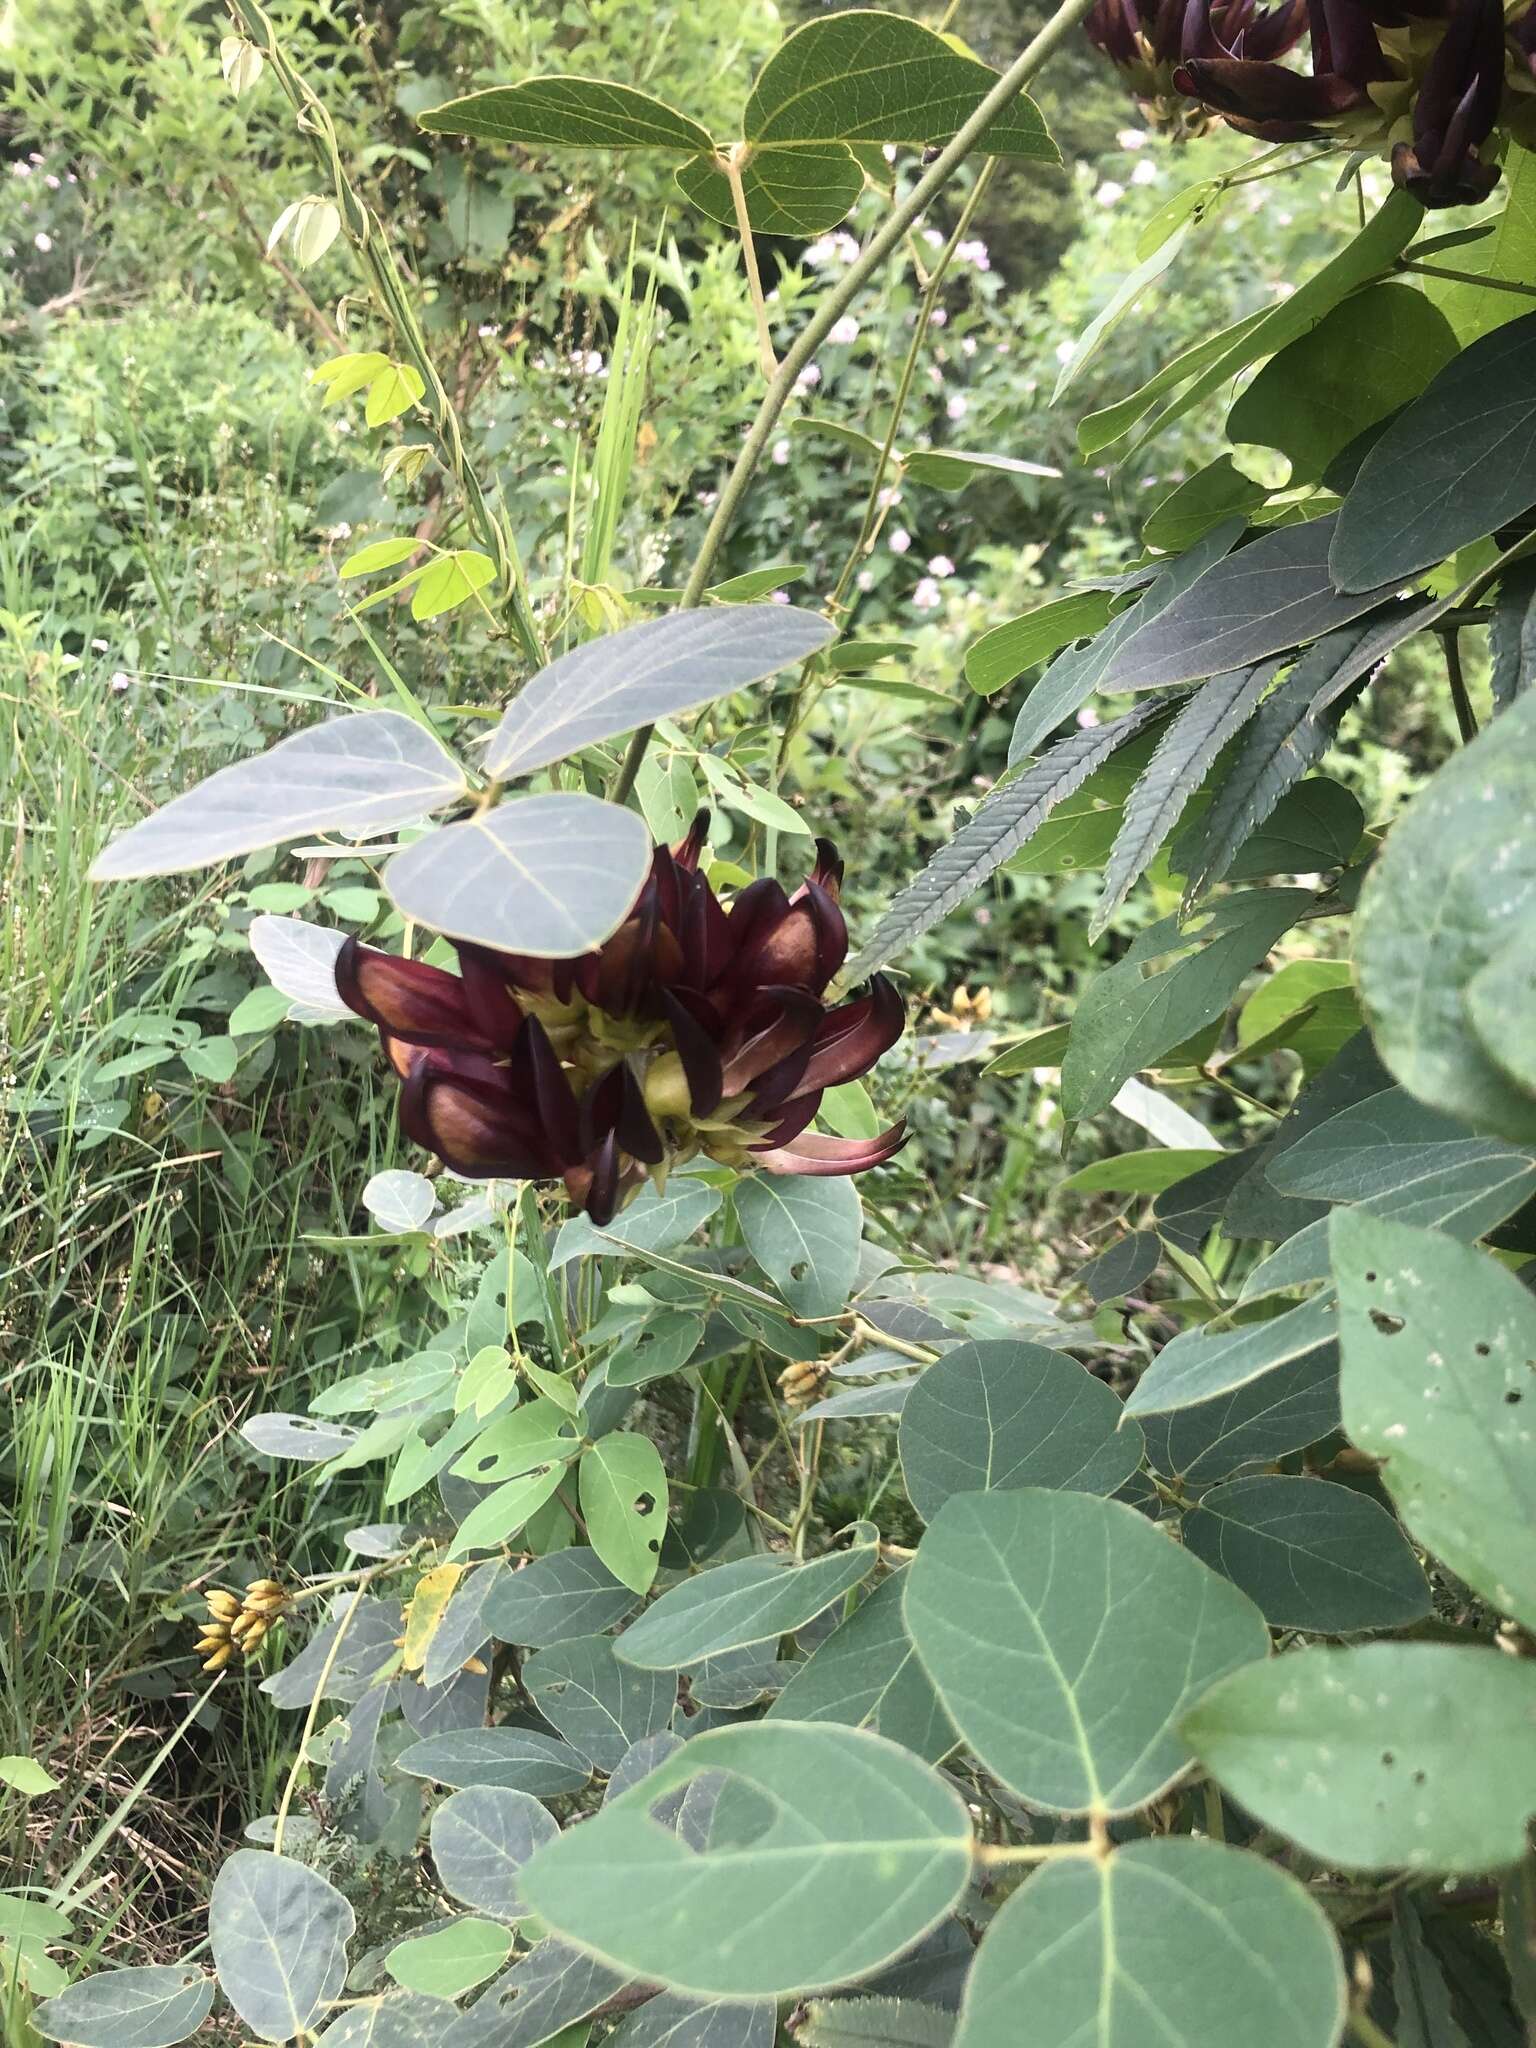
[241,1619,270,1652]
[642,1051,692,1122]
[195,1633,229,1656]
[463,1655,489,1677]
[205,1590,241,1621]
[245,1579,286,1600]
[201,1643,236,1673]
[242,1592,288,1615]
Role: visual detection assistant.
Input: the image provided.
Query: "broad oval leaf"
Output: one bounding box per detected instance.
[430,1785,558,1919]
[396,1727,592,1797]
[1354,687,1536,1142]
[965,592,1114,696]
[448,1938,626,2048]
[312,1990,459,2048]
[209,1851,354,2043]
[419,77,714,153]
[384,794,652,958]
[767,1571,956,1764]
[248,914,353,1022]
[955,1838,1345,2048]
[32,1965,215,2048]
[1103,517,1397,695]
[551,1179,723,1267]
[1183,1642,1536,1872]
[1332,1210,1536,1630]
[1331,308,1536,593]
[91,712,467,881]
[242,1412,360,1463]
[734,1175,862,1319]
[1139,1342,1341,1487]
[519,1721,975,1997]
[744,11,1057,158]
[580,1431,669,1595]
[1181,1474,1430,1633]
[615,1527,880,1670]
[386,1919,512,2000]
[898,1340,1144,1522]
[676,147,865,238]
[362,1169,437,1235]
[904,1489,1268,1815]
[486,607,832,781]
[484,1547,640,1648]
[1123,1296,1338,1419]
[610,1992,778,2048]
[525,1633,677,1770]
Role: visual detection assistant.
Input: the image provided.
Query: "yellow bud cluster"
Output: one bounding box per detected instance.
[195,1579,290,1673]
[777,1359,827,1409]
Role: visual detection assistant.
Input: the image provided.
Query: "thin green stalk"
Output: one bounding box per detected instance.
[610,0,1100,802]
[226,0,545,668]
[1440,626,1478,742]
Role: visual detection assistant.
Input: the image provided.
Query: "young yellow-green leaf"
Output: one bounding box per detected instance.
[340,537,421,580]
[1332,1210,1536,1629]
[744,12,1057,160]
[519,1722,975,1997]
[1184,1642,1536,1872]
[904,1489,1268,1815]
[312,351,392,403]
[410,548,496,620]
[386,1919,512,2001]
[448,1463,571,1561]
[955,1838,1344,2048]
[419,77,715,154]
[579,1432,668,1594]
[0,1755,58,1797]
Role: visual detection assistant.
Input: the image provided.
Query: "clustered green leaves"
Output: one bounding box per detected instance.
[38,0,1536,2044]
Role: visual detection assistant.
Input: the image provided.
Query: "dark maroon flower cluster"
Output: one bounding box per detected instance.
[1092,0,1528,208]
[338,814,906,1225]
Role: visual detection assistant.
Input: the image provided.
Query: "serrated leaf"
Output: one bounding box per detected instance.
[90,712,467,881]
[1009,518,1243,759]
[954,1838,1344,2048]
[210,1852,354,2043]
[1332,1211,1536,1630]
[384,794,652,958]
[1093,659,1282,936]
[1172,624,1379,905]
[767,1572,956,1763]
[580,1433,668,1595]
[897,1340,1143,1521]
[1181,1474,1429,1632]
[743,11,1056,159]
[1355,687,1536,1142]
[486,607,832,781]
[519,1722,974,1998]
[397,1727,591,1797]
[419,77,714,152]
[1103,516,1397,695]
[31,1965,214,2048]
[1183,1641,1536,1872]
[524,1634,678,1770]
[1331,308,1536,593]
[906,1490,1267,1815]
[615,1527,879,1670]
[846,699,1169,980]
[1061,889,1312,1124]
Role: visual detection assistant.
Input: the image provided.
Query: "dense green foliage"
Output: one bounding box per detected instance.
[4,0,1536,2044]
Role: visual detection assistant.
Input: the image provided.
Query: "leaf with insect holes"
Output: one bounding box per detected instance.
[1331,1211,1536,1630]
[904,1490,1268,1815]
[210,1852,354,2043]
[734,1174,862,1318]
[1183,1641,1536,1872]
[954,1838,1344,2048]
[485,606,832,780]
[384,794,652,958]
[616,1526,879,1669]
[90,712,467,881]
[580,1431,668,1594]
[519,1721,974,1998]
[31,1965,216,2048]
